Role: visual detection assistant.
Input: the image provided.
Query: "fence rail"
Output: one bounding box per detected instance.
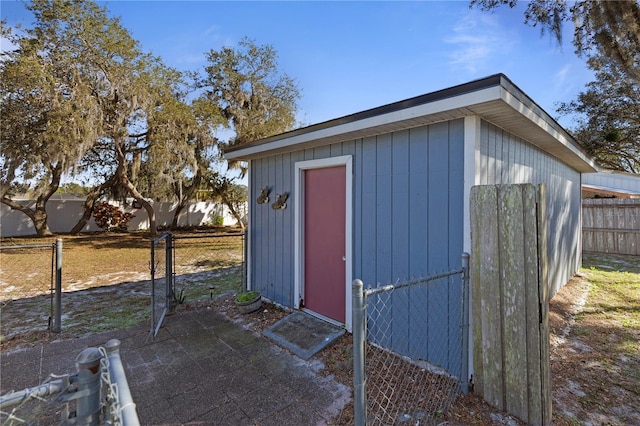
[0,339,139,425]
[0,239,62,334]
[582,198,640,255]
[352,254,469,425]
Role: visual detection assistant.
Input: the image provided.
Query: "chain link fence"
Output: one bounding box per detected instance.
[173,232,246,302]
[352,254,470,425]
[1,231,244,341]
[150,232,246,338]
[0,240,62,339]
[0,339,138,425]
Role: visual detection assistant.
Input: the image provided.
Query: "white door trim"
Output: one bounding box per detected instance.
[294,155,353,332]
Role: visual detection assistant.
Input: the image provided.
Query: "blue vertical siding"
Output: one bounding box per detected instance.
[375,133,393,286]
[427,122,452,368]
[249,119,466,374]
[448,120,465,372]
[391,130,410,352]
[407,126,430,357]
[478,120,582,296]
[360,137,378,286]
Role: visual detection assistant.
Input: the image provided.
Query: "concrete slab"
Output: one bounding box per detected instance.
[0,307,350,424]
[263,311,345,360]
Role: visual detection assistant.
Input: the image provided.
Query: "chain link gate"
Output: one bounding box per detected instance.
[149,231,246,339]
[352,253,470,425]
[150,232,174,339]
[0,239,63,337]
[172,232,246,299]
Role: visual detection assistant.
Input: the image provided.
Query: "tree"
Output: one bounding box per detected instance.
[205,175,247,230]
[137,96,223,230]
[2,0,196,237]
[558,53,640,173]
[32,0,191,237]
[472,0,640,172]
[198,37,301,174]
[470,0,640,82]
[1,6,101,236]
[571,1,640,84]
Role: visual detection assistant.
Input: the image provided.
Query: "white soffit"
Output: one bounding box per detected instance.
[225,87,500,160]
[225,75,597,173]
[582,184,640,197]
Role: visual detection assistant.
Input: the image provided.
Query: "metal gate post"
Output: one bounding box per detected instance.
[165,233,174,311]
[150,240,156,336]
[53,238,62,333]
[75,347,103,425]
[105,339,140,425]
[352,279,366,426]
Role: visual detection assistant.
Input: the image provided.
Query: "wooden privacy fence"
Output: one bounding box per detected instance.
[470,183,551,425]
[582,198,640,256]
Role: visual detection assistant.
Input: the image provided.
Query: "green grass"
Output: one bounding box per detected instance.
[85,297,151,333]
[580,255,640,358]
[175,268,244,303]
[570,253,640,418]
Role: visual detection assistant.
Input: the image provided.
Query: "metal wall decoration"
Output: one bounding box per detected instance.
[271,192,289,210]
[257,186,270,204]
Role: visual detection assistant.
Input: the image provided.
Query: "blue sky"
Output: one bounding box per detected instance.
[1,0,593,130]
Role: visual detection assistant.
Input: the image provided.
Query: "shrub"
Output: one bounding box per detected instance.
[236,290,260,303]
[213,215,224,226]
[93,202,135,232]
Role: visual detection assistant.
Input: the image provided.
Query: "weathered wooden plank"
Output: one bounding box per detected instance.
[472,183,551,424]
[522,184,542,424]
[594,205,605,252]
[497,185,528,419]
[582,199,640,256]
[470,185,503,410]
[538,183,552,424]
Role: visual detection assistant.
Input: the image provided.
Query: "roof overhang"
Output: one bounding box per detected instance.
[225,74,597,173]
[582,170,640,197]
[582,184,640,198]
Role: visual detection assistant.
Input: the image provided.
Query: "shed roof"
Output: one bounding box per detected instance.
[582,169,640,197]
[225,74,597,173]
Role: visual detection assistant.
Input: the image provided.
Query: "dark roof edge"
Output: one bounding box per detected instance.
[224,73,504,154]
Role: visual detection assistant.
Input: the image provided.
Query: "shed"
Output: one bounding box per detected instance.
[225,74,596,337]
[582,169,640,198]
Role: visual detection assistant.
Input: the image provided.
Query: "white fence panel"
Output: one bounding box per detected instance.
[0,200,242,237]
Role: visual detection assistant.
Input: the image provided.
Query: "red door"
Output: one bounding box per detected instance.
[304,166,346,323]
